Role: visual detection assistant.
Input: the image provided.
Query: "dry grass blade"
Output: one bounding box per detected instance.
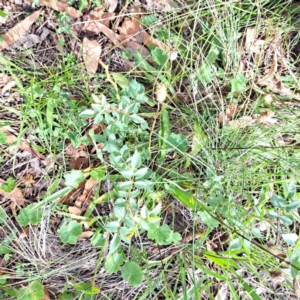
[0,9,41,51]
[82,38,101,73]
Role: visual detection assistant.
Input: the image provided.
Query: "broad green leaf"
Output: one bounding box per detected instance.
[74,282,99,294]
[104,221,120,233]
[104,250,125,273]
[280,215,293,225]
[121,262,143,286]
[166,133,188,153]
[17,204,42,226]
[285,201,300,210]
[134,167,149,179]
[0,10,7,18]
[17,280,44,300]
[198,211,219,228]
[90,232,106,248]
[141,15,158,26]
[230,73,247,94]
[287,182,296,200]
[151,48,168,66]
[58,220,82,244]
[148,224,179,245]
[271,194,286,208]
[0,178,17,193]
[109,233,121,254]
[64,170,85,189]
[191,122,207,155]
[130,150,141,169]
[111,73,129,88]
[80,109,96,117]
[166,184,202,211]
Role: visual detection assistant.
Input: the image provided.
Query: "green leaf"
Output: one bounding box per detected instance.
[74,282,99,294]
[111,73,129,88]
[0,10,7,18]
[109,233,121,254]
[104,221,120,233]
[198,211,219,228]
[271,194,286,208]
[280,215,293,226]
[17,280,44,300]
[285,201,300,210]
[80,109,96,118]
[90,232,106,248]
[141,14,158,26]
[17,204,43,226]
[134,167,149,179]
[104,250,125,273]
[166,133,188,153]
[0,178,17,193]
[147,224,180,245]
[58,220,82,244]
[287,182,296,200]
[0,207,7,224]
[121,262,143,286]
[0,131,7,144]
[130,150,142,169]
[151,48,168,66]
[64,170,85,189]
[230,73,247,94]
[191,122,207,155]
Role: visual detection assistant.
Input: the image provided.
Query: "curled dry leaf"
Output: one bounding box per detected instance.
[84,6,115,32]
[65,143,88,170]
[79,231,94,239]
[118,17,143,43]
[155,83,167,103]
[0,127,46,160]
[0,178,26,213]
[74,177,97,207]
[27,0,81,18]
[82,38,101,73]
[258,109,276,124]
[68,206,82,216]
[0,9,41,51]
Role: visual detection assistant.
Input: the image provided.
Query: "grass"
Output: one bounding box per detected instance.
[0,0,300,299]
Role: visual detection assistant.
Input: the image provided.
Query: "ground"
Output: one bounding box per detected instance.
[0,0,300,299]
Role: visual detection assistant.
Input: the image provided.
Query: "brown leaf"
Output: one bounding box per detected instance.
[82,38,101,73]
[179,229,206,244]
[118,17,143,43]
[27,0,82,18]
[0,127,46,160]
[79,231,94,239]
[0,9,41,51]
[0,179,26,213]
[84,7,115,32]
[41,286,51,300]
[68,206,82,215]
[258,109,276,124]
[228,116,255,129]
[143,31,165,50]
[75,177,96,207]
[270,271,285,283]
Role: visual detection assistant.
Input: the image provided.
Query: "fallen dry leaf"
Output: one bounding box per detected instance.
[84,6,115,32]
[0,9,41,51]
[41,286,51,300]
[0,178,26,213]
[270,271,285,283]
[79,231,94,239]
[27,0,81,18]
[218,102,244,125]
[10,34,40,49]
[82,38,101,73]
[68,206,82,215]
[228,116,255,129]
[118,17,143,43]
[65,144,89,170]
[74,177,96,207]
[258,109,276,124]
[155,83,167,103]
[0,127,46,160]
